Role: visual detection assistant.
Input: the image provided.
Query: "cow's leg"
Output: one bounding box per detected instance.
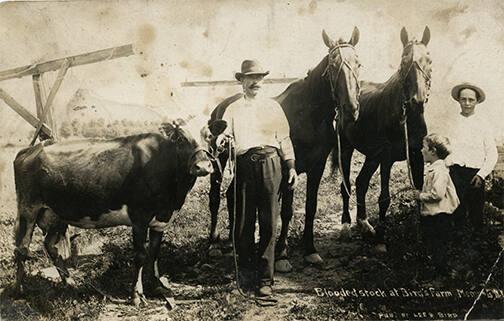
[355,157,380,237]
[43,222,75,286]
[275,187,294,273]
[146,212,173,296]
[303,157,328,265]
[14,206,38,294]
[131,225,148,306]
[339,144,354,240]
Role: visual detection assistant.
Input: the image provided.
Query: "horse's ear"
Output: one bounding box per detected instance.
[349,26,360,46]
[322,29,335,49]
[400,27,409,47]
[421,26,431,46]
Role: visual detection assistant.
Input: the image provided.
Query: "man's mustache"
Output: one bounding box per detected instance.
[249,84,261,89]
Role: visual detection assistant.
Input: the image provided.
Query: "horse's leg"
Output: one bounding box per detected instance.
[303,157,328,265]
[409,148,424,190]
[339,142,354,240]
[14,205,38,294]
[131,223,148,306]
[376,160,393,249]
[275,187,294,272]
[208,153,229,256]
[355,157,380,237]
[378,159,393,222]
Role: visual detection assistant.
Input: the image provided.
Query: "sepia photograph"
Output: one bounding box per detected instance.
[0,0,503,320]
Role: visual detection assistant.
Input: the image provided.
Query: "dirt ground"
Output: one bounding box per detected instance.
[0,145,503,321]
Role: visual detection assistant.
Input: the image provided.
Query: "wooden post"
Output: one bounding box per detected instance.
[0,88,52,137]
[30,59,70,145]
[32,74,49,142]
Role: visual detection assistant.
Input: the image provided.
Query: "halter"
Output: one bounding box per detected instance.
[400,41,432,105]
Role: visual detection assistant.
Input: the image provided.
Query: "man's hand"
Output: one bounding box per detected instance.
[216,134,232,149]
[412,190,421,200]
[470,175,484,188]
[287,168,298,190]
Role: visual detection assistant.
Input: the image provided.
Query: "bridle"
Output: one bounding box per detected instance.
[322,43,361,105]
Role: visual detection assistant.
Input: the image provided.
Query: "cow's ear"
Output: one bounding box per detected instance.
[173,118,187,128]
[208,119,227,136]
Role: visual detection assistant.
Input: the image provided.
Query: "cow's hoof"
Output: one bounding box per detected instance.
[372,244,387,254]
[275,259,293,273]
[340,223,352,240]
[304,253,324,266]
[357,219,376,237]
[208,244,223,257]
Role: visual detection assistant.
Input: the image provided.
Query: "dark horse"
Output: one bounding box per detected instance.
[207,28,362,271]
[335,27,432,244]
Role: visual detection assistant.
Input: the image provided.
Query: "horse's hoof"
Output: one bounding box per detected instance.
[131,292,146,307]
[275,259,293,273]
[372,244,387,254]
[208,244,223,257]
[340,223,352,240]
[357,219,376,237]
[64,276,77,287]
[304,253,324,266]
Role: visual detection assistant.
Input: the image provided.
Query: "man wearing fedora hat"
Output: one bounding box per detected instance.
[446,82,498,231]
[216,59,298,298]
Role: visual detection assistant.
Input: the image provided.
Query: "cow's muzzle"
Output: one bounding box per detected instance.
[191,160,214,176]
[188,148,214,176]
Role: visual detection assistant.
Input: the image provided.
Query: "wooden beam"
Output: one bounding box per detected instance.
[0,44,134,82]
[0,88,52,137]
[30,59,70,145]
[180,77,299,87]
[32,74,45,123]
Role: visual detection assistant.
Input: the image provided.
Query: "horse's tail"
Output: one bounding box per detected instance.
[329,143,340,176]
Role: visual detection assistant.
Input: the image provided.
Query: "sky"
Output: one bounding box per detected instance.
[0,0,503,143]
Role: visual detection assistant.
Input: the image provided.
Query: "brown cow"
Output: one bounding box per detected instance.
[13,121,213,305]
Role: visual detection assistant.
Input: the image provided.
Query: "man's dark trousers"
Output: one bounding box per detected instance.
[449,165,485,229]
[234,147,282,287]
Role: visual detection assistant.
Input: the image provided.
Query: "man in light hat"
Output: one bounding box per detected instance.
[216,59,298,298]
[447,82,498,231]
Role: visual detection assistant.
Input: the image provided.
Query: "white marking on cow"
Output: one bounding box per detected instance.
[64,205,132,229]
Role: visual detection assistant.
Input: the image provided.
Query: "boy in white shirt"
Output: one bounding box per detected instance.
[414,134,460,274]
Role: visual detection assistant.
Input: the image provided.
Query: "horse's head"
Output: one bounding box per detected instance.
[322,27,361,121]
[399,26,432,105]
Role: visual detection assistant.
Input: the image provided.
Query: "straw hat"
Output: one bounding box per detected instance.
[451,82,486,103]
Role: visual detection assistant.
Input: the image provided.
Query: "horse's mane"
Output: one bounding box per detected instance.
[275,55,331,107]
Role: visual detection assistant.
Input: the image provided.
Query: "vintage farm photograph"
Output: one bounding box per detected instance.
[0,1,503,320]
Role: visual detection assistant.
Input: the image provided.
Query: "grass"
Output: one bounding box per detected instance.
[0,145,502,321]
